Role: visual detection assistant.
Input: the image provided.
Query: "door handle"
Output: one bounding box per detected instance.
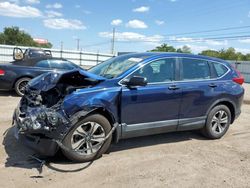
[168,85,180,90]
[209,83,217,88]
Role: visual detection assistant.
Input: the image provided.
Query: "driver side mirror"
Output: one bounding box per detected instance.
[123,76,147,87]
[13,47,24,60]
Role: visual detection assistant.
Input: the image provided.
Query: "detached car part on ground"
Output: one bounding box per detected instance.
[12,53,244,162]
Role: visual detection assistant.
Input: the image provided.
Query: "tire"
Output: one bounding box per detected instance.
[62,114,112,162]
[14,77,31,96]
[201,105,231,139]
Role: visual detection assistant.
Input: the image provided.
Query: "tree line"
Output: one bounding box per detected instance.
[151,43,250,61]
[0,26,52,48]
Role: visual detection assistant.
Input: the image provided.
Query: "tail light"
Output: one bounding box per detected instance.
[0,69,5,76]
[232,68,244,85]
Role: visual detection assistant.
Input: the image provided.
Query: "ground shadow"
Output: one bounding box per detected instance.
[110,130,206,153]
[3,126,207,173]
[0,91,18,97]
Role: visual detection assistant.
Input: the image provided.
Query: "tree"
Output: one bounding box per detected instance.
[0,26,52,48]
[199,50,220,58]
[199,47,250,61]
[151,43,176,52]
[177,45,192,53]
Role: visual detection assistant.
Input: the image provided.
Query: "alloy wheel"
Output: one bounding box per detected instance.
[18,80,29,95]
[211,110,229,134]
[70,121,106,155]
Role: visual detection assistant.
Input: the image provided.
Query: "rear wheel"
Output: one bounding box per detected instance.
[202,105,231,139]
[62,114,112,162]
[14,77,31,96]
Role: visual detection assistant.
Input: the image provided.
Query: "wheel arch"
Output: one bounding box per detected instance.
[68,107,120,143]
[207,99,236,124]
[88,107,120,143]
[12,75,33,89]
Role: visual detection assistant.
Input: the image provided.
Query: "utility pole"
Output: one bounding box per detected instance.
[60,41,63,58]
[111,28,115,54]
[76,38,80,51]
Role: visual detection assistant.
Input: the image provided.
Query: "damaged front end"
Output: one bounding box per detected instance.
[13,69,106,156]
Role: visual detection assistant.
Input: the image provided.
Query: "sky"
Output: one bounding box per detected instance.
[0,0,250,54]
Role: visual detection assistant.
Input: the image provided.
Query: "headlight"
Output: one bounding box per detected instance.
[46,112,59,126]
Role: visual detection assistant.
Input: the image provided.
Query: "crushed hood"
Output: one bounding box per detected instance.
[27,69,106,92]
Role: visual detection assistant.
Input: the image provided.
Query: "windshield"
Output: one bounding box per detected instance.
[88,54,149,79]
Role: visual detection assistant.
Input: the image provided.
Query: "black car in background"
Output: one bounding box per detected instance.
[0,57,82,96]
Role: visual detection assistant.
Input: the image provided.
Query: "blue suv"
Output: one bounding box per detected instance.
[13,52,244,162]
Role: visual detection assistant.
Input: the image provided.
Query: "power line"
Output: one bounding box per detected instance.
[115,34,250,43]
[81,25,250,49]
[162,25,250,36]
[81,41,110,48]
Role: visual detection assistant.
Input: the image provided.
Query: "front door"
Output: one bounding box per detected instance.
[120,58,182,138]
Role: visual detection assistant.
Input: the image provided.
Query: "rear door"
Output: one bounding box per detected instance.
[120,58,182,138]
[177,57,217,131]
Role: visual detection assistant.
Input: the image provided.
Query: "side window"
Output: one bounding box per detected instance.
[181,58,210,80]
[128,58,175,83]
[36,60,50,68]
[213,62,228,77]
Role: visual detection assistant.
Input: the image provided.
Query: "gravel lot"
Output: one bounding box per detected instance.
[0,90,250,188]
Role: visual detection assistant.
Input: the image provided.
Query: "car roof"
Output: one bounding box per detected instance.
[124,52,228,64]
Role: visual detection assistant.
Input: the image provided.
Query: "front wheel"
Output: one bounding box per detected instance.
[201,105,231,139]
[62,114,112,162]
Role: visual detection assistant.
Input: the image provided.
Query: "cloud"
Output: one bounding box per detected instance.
[133,6,150,13]
[43,19,86,30]
[169,0,177,2]
[126,19,148,29]
[83,10,91,14]
[99,31,163,46]
[155,20,165,25]
[46,3,62,9]
[111,19,122,26]
[205,39,228,46]
[248,11,250,17]
[75,5,80,8]
[0,1,42,17]
[7,0,19,4]
[25,0,40,4]
[238,38,250,44]
[235,48,250,54]
[45,10,62,18]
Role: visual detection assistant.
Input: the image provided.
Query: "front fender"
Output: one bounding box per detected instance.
[62,86,122,125]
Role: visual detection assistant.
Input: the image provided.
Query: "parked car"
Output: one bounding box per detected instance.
[0,57,82,96]
[12,52,244,162]
[13,47,52,60]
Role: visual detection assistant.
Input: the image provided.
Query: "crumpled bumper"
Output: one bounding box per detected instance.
[12,104,64,156]
[13,125,58,156]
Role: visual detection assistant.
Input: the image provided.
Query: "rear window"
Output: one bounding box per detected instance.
[36,60,50,68]
[181,58,211,80]
[49,60,78,70]
[213,62,228,77]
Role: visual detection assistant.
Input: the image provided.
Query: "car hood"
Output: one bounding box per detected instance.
[27,69,106,92]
